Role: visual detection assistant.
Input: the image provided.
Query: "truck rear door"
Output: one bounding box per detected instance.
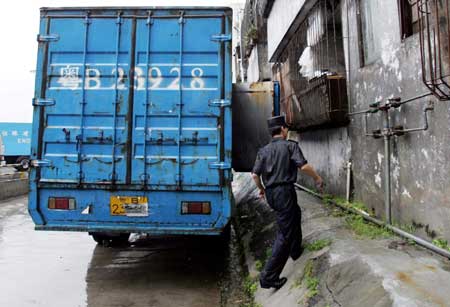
[33,8,232,190]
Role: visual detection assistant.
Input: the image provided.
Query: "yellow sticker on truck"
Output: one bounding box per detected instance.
[110,196,148,217]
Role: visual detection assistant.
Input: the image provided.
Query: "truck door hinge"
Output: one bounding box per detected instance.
[31,159,52,168]
[211,34,232,42]
[33,98,56,107]
[208,99,231,107]
[37,34,60,42]
[209,162,231,170]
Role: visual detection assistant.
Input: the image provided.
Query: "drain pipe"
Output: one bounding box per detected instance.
[345,160,352,202]
[354,97,434,225]
[294,183,450,259]
[383,110,392,224]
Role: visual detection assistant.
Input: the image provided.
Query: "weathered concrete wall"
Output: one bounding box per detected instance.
[267,0,307,60]
[290,128,351,196]
[0,178,28,200]
[241,0,450,240]
[341,0,450,240]
[266,0,450,241]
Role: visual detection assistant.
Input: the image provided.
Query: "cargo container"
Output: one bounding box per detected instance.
[29,7,234,243]
[0,122,32,170]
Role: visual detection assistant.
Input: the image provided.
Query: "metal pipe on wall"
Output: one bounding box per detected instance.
[345,160,352,202]
[294,183,450,259]
[383,111,392,224]
[346,96,434,226]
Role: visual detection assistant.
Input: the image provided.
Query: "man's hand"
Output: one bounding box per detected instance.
[258,188,266,200]
[300,164,324,193]
[252,173,266,200]
[315,176,324,193]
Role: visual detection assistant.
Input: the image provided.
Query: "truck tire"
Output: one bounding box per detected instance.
[90,232,130,245]
[15,156,30,171]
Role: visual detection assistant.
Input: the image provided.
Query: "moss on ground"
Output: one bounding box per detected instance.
[305,239,332,252]
[255,247,272,272]
[240,276,261,307]
[321,195,394,239]
[291,259,321,303]
[432,238,450,252]
[345,214,392,239]
[303,260,319,299]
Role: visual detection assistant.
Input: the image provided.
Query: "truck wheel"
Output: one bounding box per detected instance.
[219,223,231,246]
[90,232,107,244]
[15,156,30,171]
[112,233,131,245]
[90,232,130,245]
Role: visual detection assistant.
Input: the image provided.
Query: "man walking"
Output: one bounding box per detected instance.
[252,115,323,290]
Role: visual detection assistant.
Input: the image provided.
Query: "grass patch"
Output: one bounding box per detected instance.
[432,238,450,252]
[345,214,392,239]
[305,239,332,252]
[322,195,394,240]
[240,302,262,307]
[254,260,263,272]
[254,247,272,272]
[394,222,417,234]
[300,260,320,302]
[243,276,258,298]
[323,195,371,215]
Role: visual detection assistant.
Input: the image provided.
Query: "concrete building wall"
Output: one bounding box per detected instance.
[291,128,351,196]
[342,0,450,240]
[267,0,307,60]
[245,0,450,241]
[246,48,260,83]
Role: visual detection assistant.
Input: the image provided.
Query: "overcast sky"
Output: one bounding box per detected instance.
[0,0,243,123]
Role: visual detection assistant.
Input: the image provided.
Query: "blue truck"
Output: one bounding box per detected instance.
[0,122,32,170]
[29,7,235,243]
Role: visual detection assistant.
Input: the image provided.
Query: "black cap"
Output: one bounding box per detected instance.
[267,115,289,132]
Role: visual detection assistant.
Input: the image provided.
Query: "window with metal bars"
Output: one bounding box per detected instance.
[398,0,421,39]
[358,0,383,66]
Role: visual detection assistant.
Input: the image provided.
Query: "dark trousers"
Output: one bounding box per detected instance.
[261,184,302,282]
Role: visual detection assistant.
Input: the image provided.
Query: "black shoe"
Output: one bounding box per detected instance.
[259,277,287,290]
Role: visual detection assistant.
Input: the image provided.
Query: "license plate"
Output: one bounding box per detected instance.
[110,196,148,217]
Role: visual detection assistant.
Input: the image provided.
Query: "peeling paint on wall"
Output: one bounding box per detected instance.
[402,189,412,199]
[375,173,382,188]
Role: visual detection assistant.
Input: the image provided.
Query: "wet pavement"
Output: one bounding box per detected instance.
[0,196,226,307]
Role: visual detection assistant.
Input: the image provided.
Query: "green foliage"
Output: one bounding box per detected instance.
[243,276,258,298]
[244,25,258,46]
[302,260,319,300]
[322,194,334,205]
[432,238,450,251]
[393,222,417,234]
[345,214,392,239]
[255,247,272,272]
[305,239,332,252]
[332,196,348,206]
[305,277,319,298]
[240,302,262,307]
[351,201,369,213]
[254,260,263,272]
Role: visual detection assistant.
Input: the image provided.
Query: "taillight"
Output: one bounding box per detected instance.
[181,201,211,215]
[48,197,76,210]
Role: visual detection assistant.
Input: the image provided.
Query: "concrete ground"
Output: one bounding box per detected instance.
[233,173,450,307]
[0,196,229,307]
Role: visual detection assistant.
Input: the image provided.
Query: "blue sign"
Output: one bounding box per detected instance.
[0,122,31,156]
